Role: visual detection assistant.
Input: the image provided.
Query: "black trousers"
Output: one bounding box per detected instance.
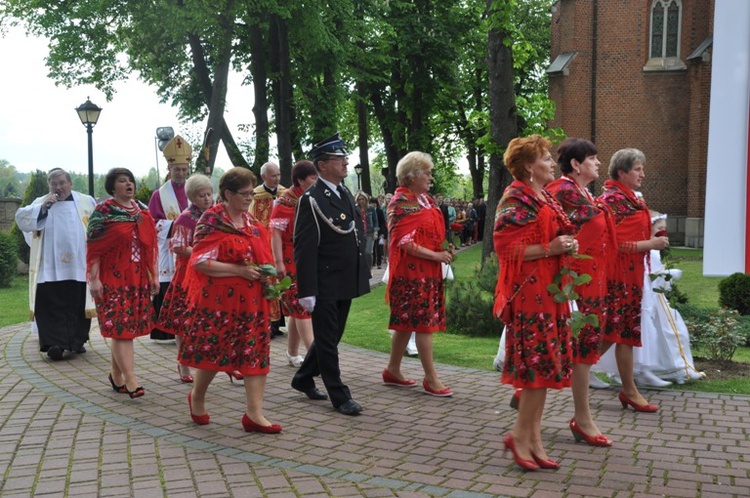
[35,280,91,351]
[292,299,353,408]
[150,282,175,340]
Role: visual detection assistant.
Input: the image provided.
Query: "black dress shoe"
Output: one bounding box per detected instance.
[336,399,363,416]
[72,346,86,354]
[47,346,63,361]
[291,379,328,400]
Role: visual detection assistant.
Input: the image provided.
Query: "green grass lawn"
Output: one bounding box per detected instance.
[667,248,721,309]
[0,275,29,327]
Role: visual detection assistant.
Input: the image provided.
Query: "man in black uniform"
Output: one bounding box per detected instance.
[291,133,370,415]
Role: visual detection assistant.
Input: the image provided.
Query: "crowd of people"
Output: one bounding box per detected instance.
[15,132,703,469]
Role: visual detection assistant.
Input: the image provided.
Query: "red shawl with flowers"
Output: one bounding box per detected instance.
[386,187,446,332]
[546,177,617,363]
[86,198,158,338]
[269,185,309,318]
[492,181,575,321]
[598,179,651,346]
[493,180,575,388]
[179,203,275,375]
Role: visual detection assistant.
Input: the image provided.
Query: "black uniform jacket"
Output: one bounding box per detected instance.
[293,179,370,301]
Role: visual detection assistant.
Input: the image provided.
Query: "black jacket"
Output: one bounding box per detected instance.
[293,179,370,300]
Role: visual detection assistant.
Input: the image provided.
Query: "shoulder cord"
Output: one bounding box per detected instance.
[309,196,360,247]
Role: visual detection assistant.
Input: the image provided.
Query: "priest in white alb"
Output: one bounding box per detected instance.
[148,135,191,341]
[15,168,96,360]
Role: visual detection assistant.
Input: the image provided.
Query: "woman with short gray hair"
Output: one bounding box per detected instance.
[598,148,669,413]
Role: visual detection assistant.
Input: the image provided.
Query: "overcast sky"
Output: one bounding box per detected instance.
[0,26,253,181]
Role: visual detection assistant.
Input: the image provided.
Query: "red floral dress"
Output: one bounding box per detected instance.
[546,177,616,364]
[493,181,574,389]
[269,186,310,319]
[598,179,651,347]
[86,199,157,339]
[178,204,273,375]
[157,204,204,335]
[386,187,446,333]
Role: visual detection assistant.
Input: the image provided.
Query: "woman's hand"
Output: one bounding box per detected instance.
[150,278,160,296]
[550,235,578,256]
[274,261,286,279]
[434,250,453,264]
[89,278,103,300]
[650,236,669,250]
[237,264,264,281]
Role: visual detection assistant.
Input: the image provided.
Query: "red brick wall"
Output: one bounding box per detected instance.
[549,0,712,217]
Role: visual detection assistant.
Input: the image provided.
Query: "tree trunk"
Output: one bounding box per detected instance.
[269,14,293,184]
[483,0,517,263]
[357,81,371,194]
[370,89,400,193]
[249,22,269,172]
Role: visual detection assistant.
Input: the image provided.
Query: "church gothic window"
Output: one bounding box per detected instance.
[646,0,685,70]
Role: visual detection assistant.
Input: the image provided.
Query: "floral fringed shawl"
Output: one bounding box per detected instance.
[546,177,617,363]
[86,199,158,338]
[493,180,575,388]
[598,179,651,346]
[492,181,574,321]
[386,187,446,332]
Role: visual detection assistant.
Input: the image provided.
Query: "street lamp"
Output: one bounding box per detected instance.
[75,98,102,197]
[354,163,363,191]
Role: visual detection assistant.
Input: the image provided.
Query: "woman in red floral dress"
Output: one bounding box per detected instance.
[179,167,281,434]
[598,148,669,413]
[493,135,578,471]
[270,160,318,368]
[157,174,214,383]
[382,151,454,397]
[87,168,159,399]
[545,138,616,447]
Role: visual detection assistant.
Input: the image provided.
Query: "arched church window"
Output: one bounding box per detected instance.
[650,0,681,59]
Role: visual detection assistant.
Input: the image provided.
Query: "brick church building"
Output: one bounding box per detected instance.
[547,0,713,247]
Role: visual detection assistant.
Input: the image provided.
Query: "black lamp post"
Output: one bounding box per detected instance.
[75,98,102,197]
[354,163,363,191]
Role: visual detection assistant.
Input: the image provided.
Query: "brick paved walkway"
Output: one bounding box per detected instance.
[1,268,749,497]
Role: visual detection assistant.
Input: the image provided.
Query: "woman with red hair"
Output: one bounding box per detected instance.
[493,135,577,470]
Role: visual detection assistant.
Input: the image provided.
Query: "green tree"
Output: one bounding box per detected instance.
[9,170,49,264]
[0,160,22,199]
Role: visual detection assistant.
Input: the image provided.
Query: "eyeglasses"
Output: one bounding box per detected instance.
[232,190,254,199]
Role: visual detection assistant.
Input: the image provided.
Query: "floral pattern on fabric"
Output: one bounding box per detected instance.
[269,186,310,319]
[178,203,273,375]
[598,180,651,347]
[546,177,616,364]
[158,204,204,335]
[86,199,157,339]
[386,187,446,333]
[493,181,573,389]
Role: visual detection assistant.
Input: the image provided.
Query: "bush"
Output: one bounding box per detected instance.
[135,184,153,206]
[690,308,744,363]
[0,230,18,287]
[718,272,750,315]
[12,169,49,265]
[446,254,500,337]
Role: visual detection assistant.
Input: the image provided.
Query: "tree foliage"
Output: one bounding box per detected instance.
[2,0,559,203]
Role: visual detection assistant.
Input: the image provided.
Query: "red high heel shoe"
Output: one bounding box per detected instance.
[618,391,658,413]
[187,391,210,425]
[227,371,244,383]
[569,418,612,447]
[510,388,522,410]
[382,369,417,387]
[502,433,539,471]
[108,373,126,394]
[241,414,282,434]
[178,366,193,384]
[531,453,560,470]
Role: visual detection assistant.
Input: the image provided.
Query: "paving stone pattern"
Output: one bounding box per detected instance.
[1,268,749,496]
